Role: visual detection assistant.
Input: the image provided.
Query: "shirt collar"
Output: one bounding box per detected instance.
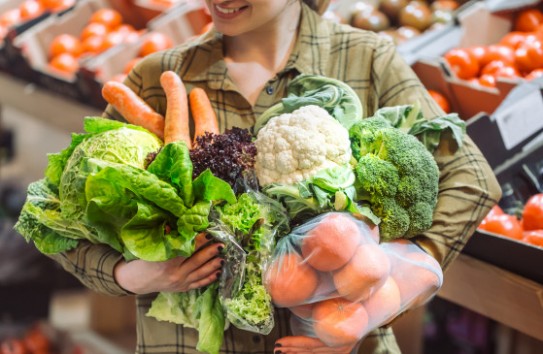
[183,3,331,87]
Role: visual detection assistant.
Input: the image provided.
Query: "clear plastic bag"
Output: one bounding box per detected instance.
[208,188,290,335]
[263,211,443,347]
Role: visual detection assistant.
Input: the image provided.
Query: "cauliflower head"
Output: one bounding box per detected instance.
[255,105,351,186]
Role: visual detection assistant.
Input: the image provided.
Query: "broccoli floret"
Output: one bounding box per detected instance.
[355,154,399,199]
[349,117,392,160]
[349,117,439,241]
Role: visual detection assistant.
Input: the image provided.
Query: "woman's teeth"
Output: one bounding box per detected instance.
[215,5,242,14]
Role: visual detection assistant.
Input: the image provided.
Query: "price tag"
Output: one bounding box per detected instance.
[494,90,543,150]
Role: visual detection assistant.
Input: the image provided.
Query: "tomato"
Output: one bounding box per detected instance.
[515,39,543,73]
[499,31,532,50]
[443,48,479,80]
[79,22,108,40]
[481,60,520,79]
[427,89,450,113]
[138,32,173,57]
[48,33,82,59]
[524,68,543,80]
[466,45,487,65]
[0,9,22,27]
[514,8,543,32]
[23,327,50,353]
[481,45,515,67]
[49,52,79,74]
[89,8,123,30]
[0,339,29,354]
[478,214,524,240]
[478,74,497,88]
[523,230,543,247]
[19,0,44,21]
[522,193,543,230]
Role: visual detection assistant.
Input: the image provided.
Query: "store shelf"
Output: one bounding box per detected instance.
[438,254,543,342]
[0,73,102,133]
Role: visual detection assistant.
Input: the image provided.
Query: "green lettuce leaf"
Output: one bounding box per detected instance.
[147,141,194,207]
[196,284,225,354]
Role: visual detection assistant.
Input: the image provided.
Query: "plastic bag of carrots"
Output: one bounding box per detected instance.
[263,212,443,348]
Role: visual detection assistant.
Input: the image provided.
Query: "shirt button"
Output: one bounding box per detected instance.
[266,85,274,95]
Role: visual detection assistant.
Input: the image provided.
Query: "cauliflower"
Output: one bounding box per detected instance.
[254,105,352,186]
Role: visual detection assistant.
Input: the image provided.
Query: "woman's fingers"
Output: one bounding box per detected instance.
[275,337,354,354]
[185,242,224,273]
[194,232,212,251]
[185,256,224,285]
[188,269,222,290]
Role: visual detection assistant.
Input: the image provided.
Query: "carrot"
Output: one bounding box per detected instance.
[189,87,219,145]
[160,71,191,147]
[101,81,165,139]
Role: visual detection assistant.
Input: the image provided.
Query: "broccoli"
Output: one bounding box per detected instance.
[350,117,439,241]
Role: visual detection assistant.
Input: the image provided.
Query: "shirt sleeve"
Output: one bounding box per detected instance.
[372,39,502,271]
[47,241,131,296]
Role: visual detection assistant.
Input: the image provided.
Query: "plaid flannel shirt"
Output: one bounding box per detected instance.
[48,3,502,353]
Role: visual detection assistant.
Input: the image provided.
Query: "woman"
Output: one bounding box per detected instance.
[51,0,502,353]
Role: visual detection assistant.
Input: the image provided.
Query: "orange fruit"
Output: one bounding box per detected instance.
[19,0,44,21]
[264,253,319,308]
[332,243,390,302]
[443,48,480,80]
[89,8,123,30]
[313,297,368,347]
[81,35,105,55]
[301,213,361,272]
[0,9,22,27]
[427,89,450,113]
[49,34,82,59]
[514,8,543,32]
[478,74,497,88]
[362,276,401,326]
[80,22,108,40]
[390,251,441,307]
[523,230,543,247]
[49,53,79,74]
[289,303,314,319]
[138,32,174,57]
[100,31,125,52]
[525,68,543,80]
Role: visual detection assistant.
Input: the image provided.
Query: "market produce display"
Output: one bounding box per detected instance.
[14,71,466,353]
[443,7,543,87]
[343,0,468,45]
[478,193,543,248]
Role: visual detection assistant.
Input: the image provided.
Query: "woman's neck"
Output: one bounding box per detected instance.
[224,2,301,70]
[222,2,302,105]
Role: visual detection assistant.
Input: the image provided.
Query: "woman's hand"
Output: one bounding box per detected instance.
[114,233,224,294]
[274,336,357,354]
